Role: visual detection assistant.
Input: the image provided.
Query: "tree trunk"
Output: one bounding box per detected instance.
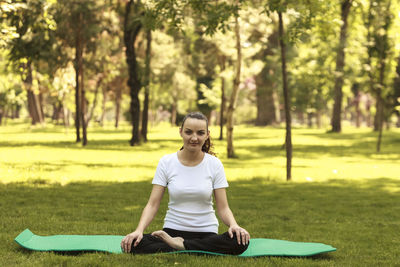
[38,88,45,122]
[81,88,88,146]
[99,86,107,127]
[331,0,352,132]
[316,110,322,128]
[124,0,142,146]
[141,29,151,142]
[171,97,177,126]
[394,55,400,127]
[278,11,292,181]
[76,12,87,146]
[115,85,121,128]
[307,112,313,128]
[80,53,87,145]
[255,67,278,126]
[25,61,43,125]
[74,13,82,142]
[13,105,21,119]
[218,54,226,140]
[353,90,361,127]
[255,25,279,126]
[376,0,391,152]
[2,106,8,125]
[226,13,241,158]
[87,76,102,127]
[62,94,69,128]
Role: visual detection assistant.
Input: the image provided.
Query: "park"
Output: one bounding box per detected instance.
[1,0,400,266]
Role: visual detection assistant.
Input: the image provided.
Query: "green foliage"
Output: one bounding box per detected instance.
[145,0,238,35]
[1,0,60,76]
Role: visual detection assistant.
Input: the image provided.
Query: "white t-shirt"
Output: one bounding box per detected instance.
[152,152,229,233]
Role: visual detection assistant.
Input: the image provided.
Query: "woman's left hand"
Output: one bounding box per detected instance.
[228,224,250,245]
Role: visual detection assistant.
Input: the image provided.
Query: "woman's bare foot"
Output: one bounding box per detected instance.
[151,230,185,250]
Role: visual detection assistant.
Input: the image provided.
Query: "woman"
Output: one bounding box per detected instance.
[121,112,250,255]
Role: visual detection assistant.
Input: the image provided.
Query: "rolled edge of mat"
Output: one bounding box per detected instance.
[15,229,34,245]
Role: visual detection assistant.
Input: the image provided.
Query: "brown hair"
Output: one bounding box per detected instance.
[180,112,216,156]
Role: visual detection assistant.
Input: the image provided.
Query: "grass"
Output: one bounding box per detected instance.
[1,121,400,266]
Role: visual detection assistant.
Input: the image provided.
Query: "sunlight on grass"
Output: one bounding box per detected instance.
[1,123,399,188]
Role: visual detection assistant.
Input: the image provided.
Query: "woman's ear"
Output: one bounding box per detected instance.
[179,127,183,137]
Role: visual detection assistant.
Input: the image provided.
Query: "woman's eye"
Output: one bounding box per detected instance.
[185,131,192,134]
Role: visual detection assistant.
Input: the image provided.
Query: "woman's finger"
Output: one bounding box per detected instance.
[123,239,128,253]
[236,229,242,245]
[228,228,233,238]
[134,235,142,247]
[126,238,133,253]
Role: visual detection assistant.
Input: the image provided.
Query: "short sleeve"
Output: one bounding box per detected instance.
[212,158,229,189]
[152,157,168,187]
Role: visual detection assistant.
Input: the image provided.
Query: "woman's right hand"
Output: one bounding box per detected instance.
[121,230,143,253]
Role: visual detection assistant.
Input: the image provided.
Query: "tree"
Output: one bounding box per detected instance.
[331,0,353,133]
[277,10,292,180]
[56,0,104,145]
[253,22,280,126]
[226,6,242,158]
[141,29,152,142]
[393,55,400,127]
[2,0,59,125]
[124,0,143,146]
[373,0,392,152]
[217,54,227,140]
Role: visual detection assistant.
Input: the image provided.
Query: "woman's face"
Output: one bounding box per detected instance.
[180,118,209,153]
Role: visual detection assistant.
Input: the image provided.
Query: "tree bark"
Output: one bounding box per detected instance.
[278,11,292,181]
[124,0,142,146]
[76,12,87,146]
[394,55,400,127]
[25,61,43,125]
[255,25,279,126]
[218,54,226,140]
[226,13,241,158]
[61,94,69,128]
[171,104,177,126]
[87,76,102,127]
[80,52,87,145]
[99,86,107,127]
[74,13,82,142]
[376,0,391,152]
[38,88,45,122]
[141,29,151,142]
[115,85,121,128]
[331,0,352,132]
[255,66,278,126]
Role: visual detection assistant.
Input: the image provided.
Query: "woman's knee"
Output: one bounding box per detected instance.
[222,232,249,255]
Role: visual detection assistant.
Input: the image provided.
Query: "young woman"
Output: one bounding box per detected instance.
[121,112,250,255]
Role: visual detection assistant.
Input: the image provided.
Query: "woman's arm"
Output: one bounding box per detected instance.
[121,184,165,252]
[214,188,250,245]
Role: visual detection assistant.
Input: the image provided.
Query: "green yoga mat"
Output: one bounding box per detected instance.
[15,229,336,257]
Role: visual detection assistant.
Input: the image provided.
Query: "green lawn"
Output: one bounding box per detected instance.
[1,122,400,266]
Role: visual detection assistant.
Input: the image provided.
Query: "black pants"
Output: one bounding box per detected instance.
[131,228,248,255]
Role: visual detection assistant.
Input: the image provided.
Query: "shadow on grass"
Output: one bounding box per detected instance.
[3,160,157,172]
[0,138,181,152]
[232,138,400,162]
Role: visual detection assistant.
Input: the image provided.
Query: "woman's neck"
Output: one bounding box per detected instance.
[178,149,205,166]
